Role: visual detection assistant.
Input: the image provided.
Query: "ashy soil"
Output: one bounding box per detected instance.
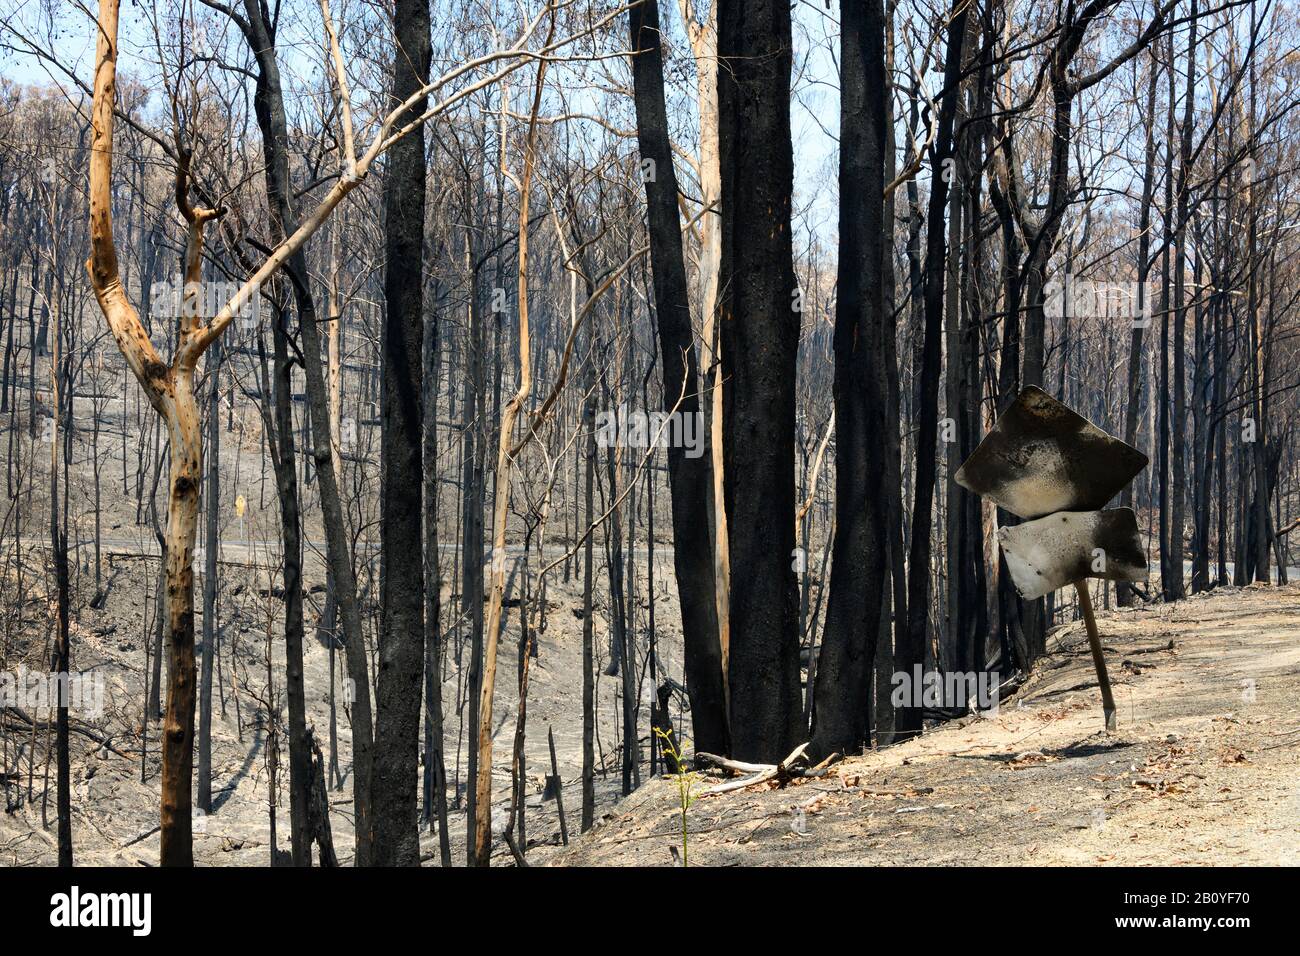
[1,372,693,866]
[551,583,1300,867]
[0,536,686,866]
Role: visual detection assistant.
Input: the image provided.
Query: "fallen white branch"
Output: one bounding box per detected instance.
[702,742,811,796]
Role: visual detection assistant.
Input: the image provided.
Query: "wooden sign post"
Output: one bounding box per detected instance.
[1075,581,1117,731]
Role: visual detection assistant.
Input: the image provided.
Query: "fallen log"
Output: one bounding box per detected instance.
[695,753,773,775]
[121,824,161,849]
[2,706,135,760]
[703,742,811,795]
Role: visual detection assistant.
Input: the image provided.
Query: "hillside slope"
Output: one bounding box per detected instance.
[552,584,1300,866]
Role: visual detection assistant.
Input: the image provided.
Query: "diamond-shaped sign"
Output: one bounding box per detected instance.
[954,386,1148,519]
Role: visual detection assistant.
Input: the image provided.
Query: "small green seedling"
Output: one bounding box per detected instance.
[654,727,698,867]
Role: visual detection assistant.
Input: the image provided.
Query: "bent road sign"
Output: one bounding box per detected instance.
[954,386,1148,519]
[957,388,1149,733]
[997,508,1146,600]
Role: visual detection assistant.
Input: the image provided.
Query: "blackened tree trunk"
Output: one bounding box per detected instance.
[628,0,727,757]
[1118,49,1159,606]
[1159,33,1176,600]
[597,365,632,788]
[230,0,374,863]
[1168,0,1198,601]
[269,309,311,866]
[460,201,487,861]
[1190,241,1212,593]
[876,0,906,745]
[900,0,967,741]
[716,0,802,761]
[372,0,431,866]
[53,499,72,866]
[236,6,315,868]
[809,0,888,759]
[49,294,72,866]
[1246,29,1269,585]
[422,285,451,866]
[197,338,220,813]
[952,24,991,677]
[580,348,597,831]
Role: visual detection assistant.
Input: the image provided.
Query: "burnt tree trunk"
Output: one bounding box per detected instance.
[268,305,311,866]
[197,338,220,814]
[716,0,802,762]
[810,0,888,759]
[422,288,451,865]
[628,0,727,756]
[1168,0,1198,601]
[372,0,431,866]
[900,0,966,740]
[1117,48,1159,606]
[231,0,373,863]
